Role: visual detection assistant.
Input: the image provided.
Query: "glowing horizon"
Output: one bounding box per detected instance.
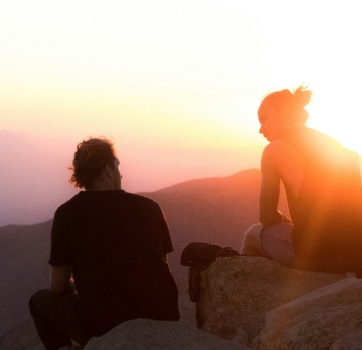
[1,0,362,187]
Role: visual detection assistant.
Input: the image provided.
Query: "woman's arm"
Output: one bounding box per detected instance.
[259,143,285,227]
[260,139,304,227]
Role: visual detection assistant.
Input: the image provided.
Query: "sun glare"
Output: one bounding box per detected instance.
[315,126,362,156]
[307,94,362,155]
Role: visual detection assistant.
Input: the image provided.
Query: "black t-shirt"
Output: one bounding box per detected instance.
[49,190,180,337]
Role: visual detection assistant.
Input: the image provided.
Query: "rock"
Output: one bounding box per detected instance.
[0,319,46,350]
[84,319,252,350]
[59,347,82,350]
[254,278,362,349]
[27,344,45,350]
[197,256,345,345]
[330,330,362,349]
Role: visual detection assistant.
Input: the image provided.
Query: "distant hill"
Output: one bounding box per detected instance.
[143,168,288,271]
[0,130,264,227]
[0,168,289,349]
[0,221,52,349]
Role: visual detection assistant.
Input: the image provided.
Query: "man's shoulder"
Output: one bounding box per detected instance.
[54,193,83,216]
[123,191,161,210]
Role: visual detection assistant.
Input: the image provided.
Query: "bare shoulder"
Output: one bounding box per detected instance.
[262,139,303,164]
[262,139,304,196]
[262,139,304,181]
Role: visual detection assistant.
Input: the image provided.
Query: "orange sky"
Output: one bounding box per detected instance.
[1,1,362,194]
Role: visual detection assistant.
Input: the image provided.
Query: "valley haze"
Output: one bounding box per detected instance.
[0,129,264,226]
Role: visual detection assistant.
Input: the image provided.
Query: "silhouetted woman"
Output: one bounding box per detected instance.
[241,86,362,273]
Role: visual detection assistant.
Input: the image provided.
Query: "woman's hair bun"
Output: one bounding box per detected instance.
[293,85,312,108]
[261,84,312,124]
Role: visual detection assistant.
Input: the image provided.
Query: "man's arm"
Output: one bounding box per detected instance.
[50,265,76,295]
[155,204,173,261]
[259,143,284,227]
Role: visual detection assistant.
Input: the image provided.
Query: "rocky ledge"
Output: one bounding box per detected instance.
[60,256,362,350]
[196,256,362,349]
[83,319,251,350]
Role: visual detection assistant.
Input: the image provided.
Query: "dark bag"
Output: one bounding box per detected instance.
[181,242,223,268]
[180,242,239,302]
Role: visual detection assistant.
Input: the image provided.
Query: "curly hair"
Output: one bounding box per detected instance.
[69,137,117,189]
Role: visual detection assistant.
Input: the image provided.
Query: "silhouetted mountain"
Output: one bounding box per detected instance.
[0,130,264,227]
[143,169,288,272]
[0,169,288,349]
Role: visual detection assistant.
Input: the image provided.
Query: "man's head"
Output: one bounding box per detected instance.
[69,137,121,190]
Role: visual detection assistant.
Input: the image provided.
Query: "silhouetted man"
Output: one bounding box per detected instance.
[29,137,180,350]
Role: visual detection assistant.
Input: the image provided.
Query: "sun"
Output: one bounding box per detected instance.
[307,98,362,156]
[309,119,362,155]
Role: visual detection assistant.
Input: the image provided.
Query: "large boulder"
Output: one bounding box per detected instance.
[0,319,46,350]
[197,256,345,346]
[84,319,252,350]
[330,330,362,350]
[254,278,362,349]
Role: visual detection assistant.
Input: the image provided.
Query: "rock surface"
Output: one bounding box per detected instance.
[84,319,252,350]
[197,256,345,346]
[254,278,362,349]
[330,330,362,350]
[0,319,46,350]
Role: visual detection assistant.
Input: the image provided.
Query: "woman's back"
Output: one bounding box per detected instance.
[242,85,362,274]
[280,127,362,271]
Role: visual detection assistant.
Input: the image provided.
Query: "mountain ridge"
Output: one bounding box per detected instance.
[147,168,261,195]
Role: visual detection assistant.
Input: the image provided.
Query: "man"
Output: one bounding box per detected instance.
[29,137,180,350]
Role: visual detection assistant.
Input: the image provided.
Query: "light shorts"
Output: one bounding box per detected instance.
[260,223,296,267]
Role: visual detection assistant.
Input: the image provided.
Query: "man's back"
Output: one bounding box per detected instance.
[30,137,179,350]
[50,190,180,337]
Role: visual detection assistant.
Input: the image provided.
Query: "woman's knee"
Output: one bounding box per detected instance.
[241,223,263,254]
[246,223,263,236]
[243,224,263,243]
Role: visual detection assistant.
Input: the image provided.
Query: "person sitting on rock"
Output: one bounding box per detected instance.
[240,86,362,274]
[29,137,180,350]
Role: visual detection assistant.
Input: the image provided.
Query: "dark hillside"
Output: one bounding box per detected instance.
[0,221,52,339]
[141,169,289,324]
[0,169,289,349]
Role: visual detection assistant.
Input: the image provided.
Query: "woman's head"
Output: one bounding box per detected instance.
[258,85,312,142]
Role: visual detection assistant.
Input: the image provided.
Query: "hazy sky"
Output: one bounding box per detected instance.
[1,0,362,194]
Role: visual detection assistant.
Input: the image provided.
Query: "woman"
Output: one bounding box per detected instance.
[241,86,362,273]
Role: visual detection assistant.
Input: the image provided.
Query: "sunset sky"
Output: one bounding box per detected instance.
[1,0,362,194]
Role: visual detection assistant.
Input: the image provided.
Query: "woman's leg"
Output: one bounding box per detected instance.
[260,223,296,267]
[240,224,264,256]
